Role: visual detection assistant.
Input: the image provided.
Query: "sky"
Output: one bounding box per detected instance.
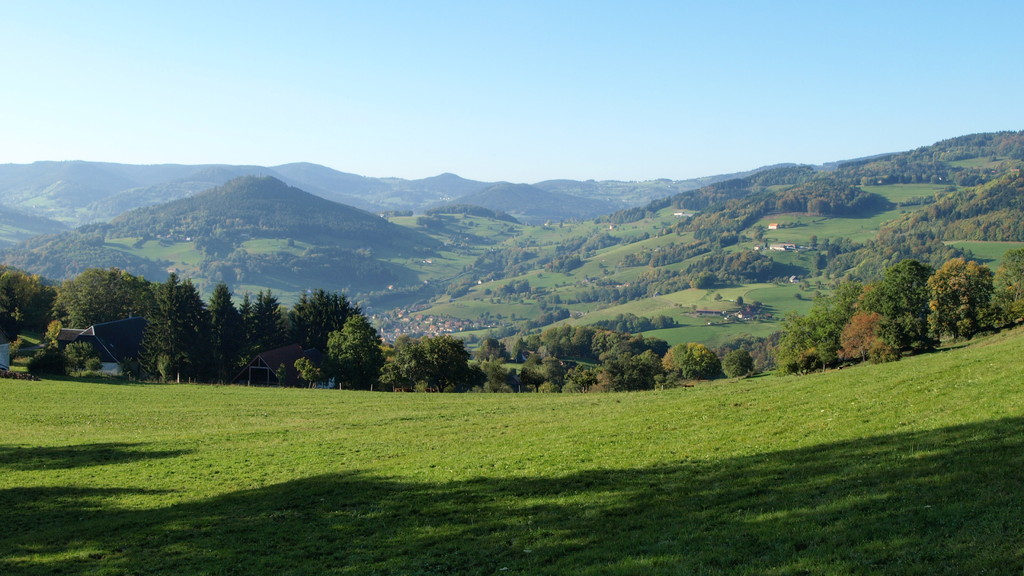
[2,1,1023,183]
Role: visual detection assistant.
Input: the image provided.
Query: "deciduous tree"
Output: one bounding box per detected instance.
[663,342,721,380]
[326,315,385,390]
[928,258,994,340]
[53,267,152,328]
[859,259,934,353]
[721,349,754,378]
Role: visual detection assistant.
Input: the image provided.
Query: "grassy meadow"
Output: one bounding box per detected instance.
[4,329,1024,574]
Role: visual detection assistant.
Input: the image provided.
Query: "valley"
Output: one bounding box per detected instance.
[3,131,1024,353]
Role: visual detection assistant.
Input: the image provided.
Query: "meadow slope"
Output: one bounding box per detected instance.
[3,328,1024,574]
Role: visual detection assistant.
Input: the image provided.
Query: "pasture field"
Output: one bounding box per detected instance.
[106,238,203,267]
[758,207,908,245]
[945,240,1024,266]
[4,328,1024,575]
[859,183,950,203]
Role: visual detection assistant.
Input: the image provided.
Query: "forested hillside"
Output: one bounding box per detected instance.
[401,131,1024,349]
[2,177,439,296]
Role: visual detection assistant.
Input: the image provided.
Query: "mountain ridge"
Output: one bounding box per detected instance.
[0,159,827,230]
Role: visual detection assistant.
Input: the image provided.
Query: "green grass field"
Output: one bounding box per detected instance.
[4,328,1024,574]
[945,240,1024,266]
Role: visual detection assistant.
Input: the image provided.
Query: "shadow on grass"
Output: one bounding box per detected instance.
[3,417,1024,575]
[0,443,192,471]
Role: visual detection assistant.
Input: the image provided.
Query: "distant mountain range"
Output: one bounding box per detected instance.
[0,160,800,232]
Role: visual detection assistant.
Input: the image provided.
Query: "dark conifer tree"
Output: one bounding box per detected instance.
[142,273,210,382]
[289,288,359,351]
[244,290,288,354]
[208,283,244,382]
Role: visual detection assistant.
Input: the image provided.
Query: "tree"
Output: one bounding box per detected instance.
[540,356,566,391]
[0,267,56,337]
[992,247,1024,325]
[294,356,325,388]
[478,358,515,392]
[244,290,288,354]
[142,273,210,382]
[928,258,994,340]
[64,341,102,374]
[721,349,754,378]
[207,283,244,382]
[859,259,934,353]
[474,337,509,362]
[53,267,152,328]
[838,311,897,363]
[418,335,482,392]
[381,335,482,392]
[518,355,546,392]
[776,281,862,374]
[663,342,721,380]
[597,350,663,391]
[289,289,359,351]
[563,366,597,393]
[326,314,385,390]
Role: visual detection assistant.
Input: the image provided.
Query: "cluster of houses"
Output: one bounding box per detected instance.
[375,311,502,342]
[691,304,771,324]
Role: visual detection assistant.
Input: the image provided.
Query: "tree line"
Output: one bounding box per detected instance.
[775,250,1024,374]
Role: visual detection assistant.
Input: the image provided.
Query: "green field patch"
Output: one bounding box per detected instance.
[4,330,1024,573]
[745,283,816,316]
[860,183,950,203]
[948,157,1002,169]
[945,240,1024,265]
[568,295,691,326]
[759,207,907,245]
[644,319,781,346]
[239,238,313,256]
[106,238,203,266]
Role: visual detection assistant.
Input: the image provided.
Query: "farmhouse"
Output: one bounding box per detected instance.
[58,317,146,375]
[233,344,328,387]
[769,242,797,251]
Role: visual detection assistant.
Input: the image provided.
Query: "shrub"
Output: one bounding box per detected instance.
[27,348,66,375]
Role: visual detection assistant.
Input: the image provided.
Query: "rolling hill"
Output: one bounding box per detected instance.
[1,176,441,297]
[0,206,67,247]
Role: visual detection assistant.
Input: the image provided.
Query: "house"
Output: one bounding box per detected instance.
[0,329,10,371]
[58,317,147,375]
[768,223,779,230]
[233,344,327,388]
[769,243,797,251]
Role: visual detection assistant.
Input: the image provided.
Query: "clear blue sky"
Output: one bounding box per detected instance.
[3,1,1023,183]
